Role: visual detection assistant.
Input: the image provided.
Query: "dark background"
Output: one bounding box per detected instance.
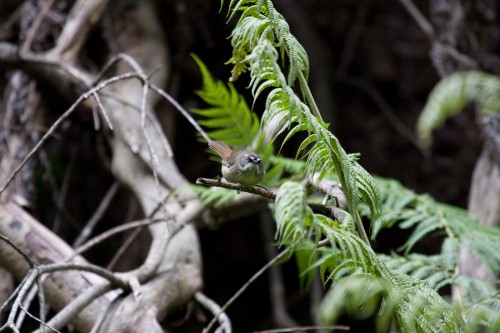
[2,0,498,331]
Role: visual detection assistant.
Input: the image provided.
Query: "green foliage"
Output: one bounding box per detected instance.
[191,1,500,332]
[360,177,500,331]
[274,181,313,246]
[318,272,468,333]
[223,0,381,234]
[364,177,500,276]
[191,54,269,155]
[417,71,500,149]
[261,155,307,187]
[271,182,466,332]
[190,185,237,208]
[464,297,500,333]
[268,178,470,332]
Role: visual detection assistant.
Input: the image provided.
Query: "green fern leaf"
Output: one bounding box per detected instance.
[400,216,443,254]
[190,185,238,208]
[418,71,500,149]
[293,240,318,291]
[316,215,378,275]
[352,162,382,225]
[274,181,313,246]
[192,54,262,149]
[465,297,500,333]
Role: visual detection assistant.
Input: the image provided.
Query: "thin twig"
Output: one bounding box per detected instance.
[19,306,60,333]
[202,245,295,333]
[91,91,114,130]
[259,210,298,328]
[73,181,120,248]
[106,227,143,271]
[99,53,172,158]
[36,277,46,333]
[339,76,421,151]
[0,234,35,267]
[148,81,211,142]
[195,292,232,333]
[0,72,143,197]
[337,0,369,75]
[0,274,29,315]
[99,90,173,157]
[1,270,38,333]
[39,263,127,289]
[71,218,163,259]
[14,282,38,331]
[30,283,113,333]
[398,0,435,40]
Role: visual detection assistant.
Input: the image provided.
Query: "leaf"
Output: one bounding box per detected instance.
[274,181,313,246]
[417,71,500,150]
[191,54,263,150]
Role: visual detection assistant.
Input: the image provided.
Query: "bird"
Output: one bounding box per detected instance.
[208,140,264,186]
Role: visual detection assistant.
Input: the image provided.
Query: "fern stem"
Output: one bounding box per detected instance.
[298,70,323,122]
[354,210,370,246]
[438,210,465,312]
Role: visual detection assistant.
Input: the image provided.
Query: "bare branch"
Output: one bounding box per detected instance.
[0,234,34,268]
[19,305,60,333]
[202,244,295,333]
[398,0,435,40]
[72,218,163,259]
[195,292,232,333]
[73,182,120,248]
[196,178,347,222]
[47,0,111,62]
[0,71,143,197]
[31,284,113,333]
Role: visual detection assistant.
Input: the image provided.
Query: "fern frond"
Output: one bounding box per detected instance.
[224,0,382,236]
[293,240,319,291]
[191,54,261,150]
[461,230,500,275]
[226,0,308,86]
[440,237,459,271]
[366,177,500,274]
[380,252,454,291]
[190,185,238,208]
[389,271,467,333]
[264,0,308,86]
[274,181,313,246]
[315,215,380,276]
[418,71,500,149]
[454,275,498,305]
[352,161,382,224]
[465,296,500,333]
[318,274,393,333]
[318,270,467,333]
[269,155,306,174]
[400,213,443,254]
[262,155,306,187]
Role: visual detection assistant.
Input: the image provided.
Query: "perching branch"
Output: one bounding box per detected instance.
[196,177,348,224]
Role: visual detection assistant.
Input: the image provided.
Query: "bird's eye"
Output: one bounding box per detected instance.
[248,155,261,164]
